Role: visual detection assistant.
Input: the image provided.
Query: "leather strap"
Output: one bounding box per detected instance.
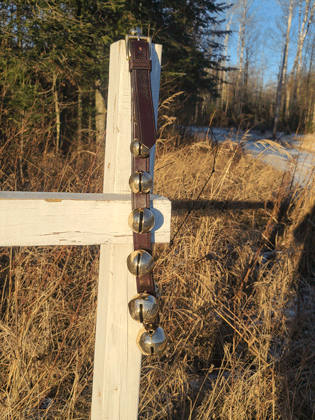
[130,39,156,296]
[129,40,156,149]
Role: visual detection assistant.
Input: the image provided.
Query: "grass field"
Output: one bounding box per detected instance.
[0,128,315,419]
[295,134,315,152]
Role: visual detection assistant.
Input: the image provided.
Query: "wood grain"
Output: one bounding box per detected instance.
[91,40,163,420]
[0,192,170,246]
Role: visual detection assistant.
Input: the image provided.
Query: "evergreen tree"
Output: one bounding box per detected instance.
[128,0,230,101]
[0,0,229,156]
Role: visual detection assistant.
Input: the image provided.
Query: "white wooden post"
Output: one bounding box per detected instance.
[91,40,163,420]
[0,40,168,419]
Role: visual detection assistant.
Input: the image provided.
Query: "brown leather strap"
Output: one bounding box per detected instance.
[129,40,156,149]
[130,39,156,296]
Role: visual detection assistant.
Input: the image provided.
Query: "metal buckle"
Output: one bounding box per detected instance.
[125,27,152,60]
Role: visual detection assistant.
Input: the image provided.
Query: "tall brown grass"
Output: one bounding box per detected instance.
[294,133,315,152]
[0,127,314,419]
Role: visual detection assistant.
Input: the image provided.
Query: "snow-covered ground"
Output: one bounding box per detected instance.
[188,126,315,188]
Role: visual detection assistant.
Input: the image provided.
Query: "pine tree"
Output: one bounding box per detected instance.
[128,0,229,100]
[0,0,229,156]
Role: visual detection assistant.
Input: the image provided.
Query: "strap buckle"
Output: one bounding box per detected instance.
[125,27,152,60]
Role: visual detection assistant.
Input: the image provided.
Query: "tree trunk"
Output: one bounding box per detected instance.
[243,51,249,103]
[52,72,61,152]
[88,88,92,144]
[221,5,232,110]
[235,9,246,114]
[95,80,106,146]
[285,76,291,120]
[295,0,315,97]
[234,0,256,116]
[77,87,83,151]
[273,0,294,139]
[194,101,199,124]
[306,35,315,129]
[286,0,315,115]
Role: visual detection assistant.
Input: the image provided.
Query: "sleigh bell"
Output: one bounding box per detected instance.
[128,208,155,233]
[129,171,152,194]
[136,325,168,356]
[130,139,150,158]
[127,250,154,277]
[128,293,159,323]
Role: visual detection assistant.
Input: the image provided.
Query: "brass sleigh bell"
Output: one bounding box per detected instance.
[136,325,168,356]
[129,171,152,194]
[128,293,159,323]
[128,208,155,233]
[130,139,150,158]
[127,250,154,277]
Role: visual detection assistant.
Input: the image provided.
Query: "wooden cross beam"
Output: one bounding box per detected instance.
[0,192,170,246]
[0,40,169,419]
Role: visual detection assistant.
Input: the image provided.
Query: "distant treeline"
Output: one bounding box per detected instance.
[0,0,230,156]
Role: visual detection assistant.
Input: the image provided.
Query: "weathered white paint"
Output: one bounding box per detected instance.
[0,38,167,419]
[0,191,170,246]
[91,40,163,420]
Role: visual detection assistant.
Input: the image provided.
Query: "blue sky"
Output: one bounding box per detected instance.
[222,0,311,86]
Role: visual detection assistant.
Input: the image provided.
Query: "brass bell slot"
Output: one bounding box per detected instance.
[129,171,152,194]
[128,208,155,234]
[136,325,168,355]
[130,139,150,158]
[128,294,159,323]
[139,303,144,323]
[127,250,154,277]
[139,209,143,232]
[136,252,141,277]
[138,172,142,193]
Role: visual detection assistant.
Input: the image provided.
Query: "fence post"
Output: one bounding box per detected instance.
[91,39,162,420]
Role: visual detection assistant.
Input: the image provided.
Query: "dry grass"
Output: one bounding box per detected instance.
[293,134,315,152]
[0,128,315,419]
